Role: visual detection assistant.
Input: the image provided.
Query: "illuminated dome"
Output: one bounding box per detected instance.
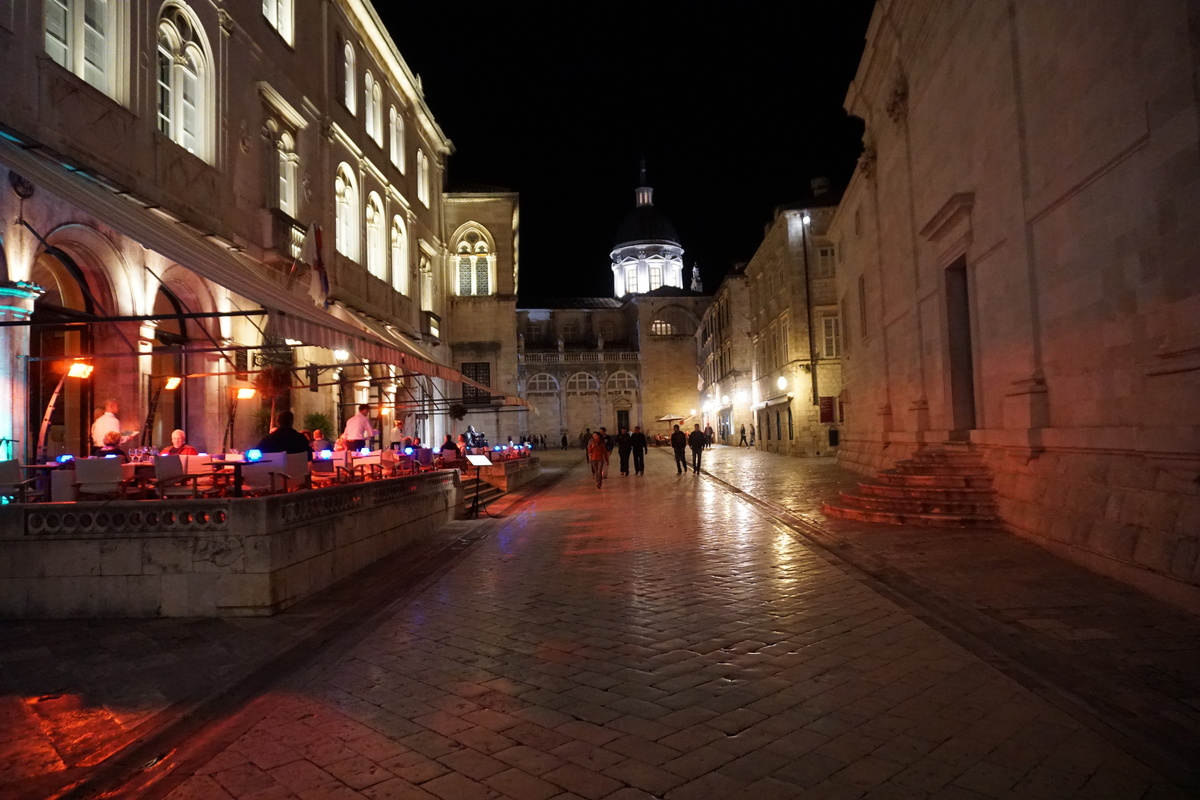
[610,165,685,298]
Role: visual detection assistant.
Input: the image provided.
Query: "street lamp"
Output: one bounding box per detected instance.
[223,387,258,451]
[36,360,93,462]
[141,375,183,446]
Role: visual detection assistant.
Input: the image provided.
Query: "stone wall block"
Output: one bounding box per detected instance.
[100,539,144,576]
[1174,496,1200,537]
[1085,522,1139,562]
[1169,539,1200,582]
[216,573,268,615]
[2,542,49,578]
[1107,457,1156,491]
[123,576,163,616]
[1154,467,1200,496]
[1133,532,1178,575]
[191,536,245,574]
[45,540,101,578]
[142,537,196,575]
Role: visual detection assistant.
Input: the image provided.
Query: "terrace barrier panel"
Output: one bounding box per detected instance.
[0,470,463,618]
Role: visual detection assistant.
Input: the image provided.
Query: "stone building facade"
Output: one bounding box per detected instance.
[516,178,708,443]
[745,200,844,458]
[697,266,753,445]
[831,0,1200,610]
[0,0,489,461]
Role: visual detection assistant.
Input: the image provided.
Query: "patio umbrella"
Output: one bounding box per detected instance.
[657,413,687,422]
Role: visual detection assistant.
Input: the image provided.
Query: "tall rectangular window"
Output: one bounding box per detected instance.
[262,0,292,45]
[462,362,491,405]
[46,0,120,100]
[822,316,841,358]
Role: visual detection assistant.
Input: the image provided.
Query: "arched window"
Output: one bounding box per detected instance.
[607,371,638,392]
[342,41,356,113]
[45,0,123,100]
[365,192,385,279]
[454,230,492,296]
[648,258,663,290]
[363,72,374,139]
[371,83,383,145]
[389,106,405,171]
[276,131,298,217]
[261,0,292,44]
[526,373,559,393]
[390,217,408,294]
[650,320,677,336]
[334,164,359,261]
[417,150,430,206]
[156,4,212,161]
[565,373,600,393]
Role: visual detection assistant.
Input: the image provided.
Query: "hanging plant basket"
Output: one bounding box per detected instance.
[447,403,468,421]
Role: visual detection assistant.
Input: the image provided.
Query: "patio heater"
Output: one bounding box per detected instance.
[223,387,257,452]
[140,375,182,447]
[36,360,93,462]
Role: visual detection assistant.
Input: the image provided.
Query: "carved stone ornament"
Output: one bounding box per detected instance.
[885,74,909,124]
[217,9,234,35]
[239,121,252,153]
[858,144,877,180]
[303,173,313,201]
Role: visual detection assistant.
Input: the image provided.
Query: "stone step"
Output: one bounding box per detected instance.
[822,501,999,528]
[893,460,992,477]
[910,448,986,464]
[875,470,993,489]
[836,491,997,516]
[856,482,995,501]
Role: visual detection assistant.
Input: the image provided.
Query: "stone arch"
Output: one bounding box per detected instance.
[40,223,127,315]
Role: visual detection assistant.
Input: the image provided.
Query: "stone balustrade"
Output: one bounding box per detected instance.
[0,470,462,618]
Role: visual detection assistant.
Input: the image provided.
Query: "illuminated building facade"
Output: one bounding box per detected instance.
[0,0,489,460]
[832,0,1200,610]
[696,266,752,445]
[518,176,708,442]
[744,194,844,458]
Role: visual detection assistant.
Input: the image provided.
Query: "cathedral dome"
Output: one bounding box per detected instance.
[613,202,680,247]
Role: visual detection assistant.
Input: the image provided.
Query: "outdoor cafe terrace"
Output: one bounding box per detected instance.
[0,445,540,619]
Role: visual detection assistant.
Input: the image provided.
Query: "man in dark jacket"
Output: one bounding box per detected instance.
[615,426,633,476]
[687,423,706,474]
[630,425,648,476]
[255,411,313,460]
[670,424,687,475]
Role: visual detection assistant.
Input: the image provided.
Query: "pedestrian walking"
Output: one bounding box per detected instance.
[670,424,687,475]
[704,424,714,449]
[630,425,648,475]
[749,423,756,446]
[561,433,569,450]
[587,430,608,488]
[739,424,748,446]
[688,423,706,474]
[616,426,633,476]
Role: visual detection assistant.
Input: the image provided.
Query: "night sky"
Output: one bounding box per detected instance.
[385,3,876,301]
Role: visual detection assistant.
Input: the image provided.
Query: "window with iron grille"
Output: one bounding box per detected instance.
[461,362,491,405]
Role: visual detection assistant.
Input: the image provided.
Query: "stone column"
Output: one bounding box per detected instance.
[0,281,42,461]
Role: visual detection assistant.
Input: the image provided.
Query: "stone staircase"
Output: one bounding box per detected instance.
[461,474,504,513]
[823,447,999,527]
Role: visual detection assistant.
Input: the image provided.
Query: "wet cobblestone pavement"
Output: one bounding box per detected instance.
[2,448,1199,799]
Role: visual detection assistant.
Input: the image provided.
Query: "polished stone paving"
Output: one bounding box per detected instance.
[2,448,1199,799]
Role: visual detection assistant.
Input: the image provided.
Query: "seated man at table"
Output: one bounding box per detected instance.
[97,430,129,462]
[161,429,198,456]
[254,411,312,460]
[439,434,460,460]
[311,429,331,450]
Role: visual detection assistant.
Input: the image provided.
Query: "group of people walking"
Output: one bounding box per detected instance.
[585,422,715,487]
[585,425,649,488]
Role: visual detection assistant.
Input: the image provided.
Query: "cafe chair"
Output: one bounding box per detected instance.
[148,454,217,499]
[74,458,127,500]
[0,459,44,502]
[283,452,310,491]
[238,462,287,496]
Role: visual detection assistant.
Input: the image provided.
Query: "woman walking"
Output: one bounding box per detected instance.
[587,430,609,488]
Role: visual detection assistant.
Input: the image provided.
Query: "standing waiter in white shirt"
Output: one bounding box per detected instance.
[342,404,376,451]
[91,398,137,455]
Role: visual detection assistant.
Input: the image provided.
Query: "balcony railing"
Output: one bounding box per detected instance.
[519,351,640,364]
[271,209,306,260]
